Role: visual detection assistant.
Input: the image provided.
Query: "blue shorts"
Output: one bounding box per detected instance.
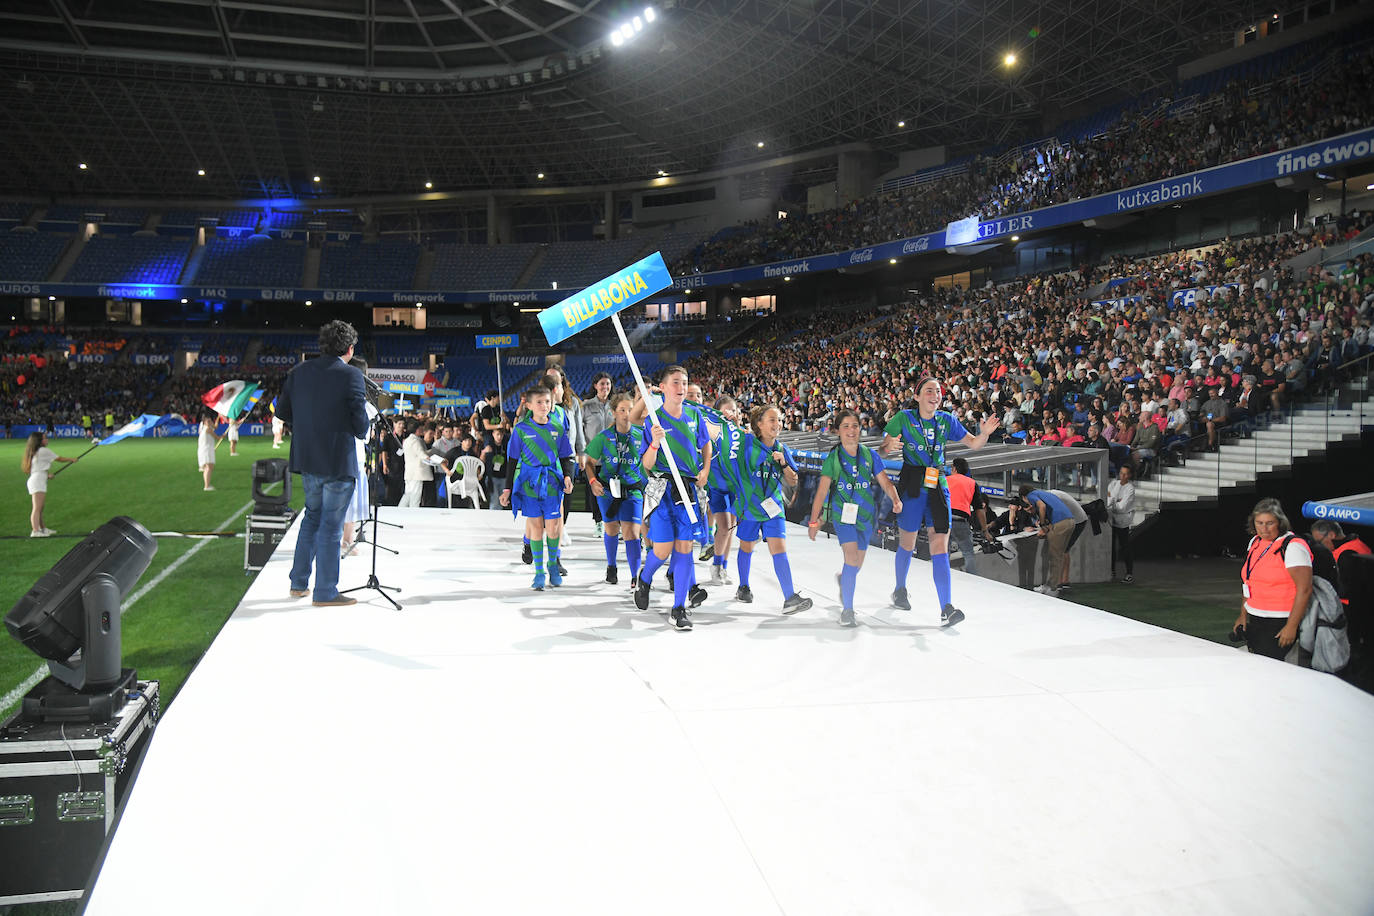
[898,485,950,534]
[514,489,563,521]
[708,487,734,515]
[834,522,872,551]
[646,499,699,544]
[595,492,644,525]
[737,515,787,542]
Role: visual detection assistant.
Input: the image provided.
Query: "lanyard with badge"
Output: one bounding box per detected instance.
[609,430,635,498]
[756,438,784,519]
[911,413,943,488]
[834,446,866,525]
[1242,537,1278,599]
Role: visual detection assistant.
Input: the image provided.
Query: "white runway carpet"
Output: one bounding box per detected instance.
[86,509,1374,915]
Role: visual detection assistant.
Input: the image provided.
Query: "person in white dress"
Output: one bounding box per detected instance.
[198,411,223,491]
[227,417,241,456]
[22,431,76,536]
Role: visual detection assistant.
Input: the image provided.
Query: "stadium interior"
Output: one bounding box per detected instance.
[1,0,1373,911]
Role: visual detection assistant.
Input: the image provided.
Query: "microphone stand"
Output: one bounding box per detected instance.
[342,414,402,610]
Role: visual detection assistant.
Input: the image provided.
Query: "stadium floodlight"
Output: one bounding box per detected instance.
[425,180,433,189]
[756,141,765,148]
[1003,52,1017,67]
[644,6,656,21]
[78,162,88,170]
[620,24,634,41]
[537,172,545,180]
[611,30,624,46]
[313,175,322,183]
[4,517,157,722]
[897,120,906,127]
[1011,235,1020,242]
[197,168,206,176]
[633,16,643,31]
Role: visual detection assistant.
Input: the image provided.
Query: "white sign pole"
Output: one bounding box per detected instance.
[609,312,697,523]
[495,347,504,412]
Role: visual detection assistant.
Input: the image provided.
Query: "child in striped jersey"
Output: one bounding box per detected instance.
[516,372,575,573]
[806,409,904,626]
[500,385,575,591]
[584,393,648,586]
[729,404,813,615]
[634,365,712,631]
[704,396,740,586]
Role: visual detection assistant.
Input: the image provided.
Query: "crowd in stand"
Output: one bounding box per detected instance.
[686,225,1374,475]
[0,362,168,430]
[675,45,1374,276]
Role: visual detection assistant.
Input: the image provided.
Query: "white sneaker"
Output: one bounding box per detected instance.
[41,527,56,535]
[30,529,52,538]
[710,565,726,585]
[203,485,215,491]
[1036,583,1058,595]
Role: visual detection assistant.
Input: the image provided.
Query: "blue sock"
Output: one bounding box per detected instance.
[933,552,952,609]
[523,535,530,547]
[625,539,642,580]
[603,533,618,566]
[714,555,727,568]
[673,552,691,608]
[895,547,912,589]
[840,563,860,610]
[738,550,752,586]
[642,551,666,584]
[772,552,795,598]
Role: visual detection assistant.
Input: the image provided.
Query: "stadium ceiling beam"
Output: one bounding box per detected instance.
[367,0,375,71]
[46,0,89,51]
[437,0,515,66]
[480,0,578,54]
[534,0,613,27]
[399,0,447,71]
[209,0,238,61]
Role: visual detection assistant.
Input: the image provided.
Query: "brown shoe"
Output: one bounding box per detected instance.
[312,595,358,607]
[289,589,309,598]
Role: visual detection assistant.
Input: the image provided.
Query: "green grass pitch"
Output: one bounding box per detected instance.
[0,435,304,719]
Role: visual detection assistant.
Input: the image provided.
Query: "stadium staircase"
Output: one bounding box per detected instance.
[1132,374,1374,525]
[413,246,435,288]
[302,245,321,288]
[514,248,545,288]
[626,320,658,349]
[179,237,208,284]
[48,231,87,282]
[242,338,263,368]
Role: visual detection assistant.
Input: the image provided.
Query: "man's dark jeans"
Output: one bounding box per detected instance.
[290,473,355,601]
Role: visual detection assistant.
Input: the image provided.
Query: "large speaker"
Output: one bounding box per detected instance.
[251,458,291,515]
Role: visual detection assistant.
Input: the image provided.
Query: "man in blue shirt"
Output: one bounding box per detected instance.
[1018,485,1075,597]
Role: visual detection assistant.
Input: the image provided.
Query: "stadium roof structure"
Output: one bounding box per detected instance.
[0,0,1274,199]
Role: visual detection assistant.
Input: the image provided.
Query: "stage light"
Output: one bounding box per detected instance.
[1003,52,1017,67]
[197,168,206,176]
[889,258,897,264]
[1011,235,1020,242]
[313,175,321,182]
[251,459,291,515]
[1367,183,1374,191]
[537,172,545,179]
[48,296,55,301]
[425,181,433,189]
[4,517,157,722]
[78,162,87,170]
[897,120,906,127]
[756,141,765,148]
[180,298,188,303]
[305,300,313,306]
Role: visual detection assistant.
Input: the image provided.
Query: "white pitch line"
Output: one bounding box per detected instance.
[0,499,257,715]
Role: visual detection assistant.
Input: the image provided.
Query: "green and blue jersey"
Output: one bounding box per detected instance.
[585,425,648,487]
[821,443,883,530]
[507,417,572,499]
[884,409,968,469]
[640,403,709,478]
[729,433,797,523]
